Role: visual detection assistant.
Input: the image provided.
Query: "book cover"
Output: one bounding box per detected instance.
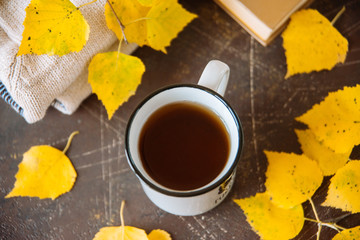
[215,0,313,46]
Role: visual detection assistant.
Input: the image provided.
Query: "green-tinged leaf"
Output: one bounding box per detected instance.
[88,52,145,119]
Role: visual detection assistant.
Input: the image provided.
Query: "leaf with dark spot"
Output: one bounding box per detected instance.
[18,0,89,56]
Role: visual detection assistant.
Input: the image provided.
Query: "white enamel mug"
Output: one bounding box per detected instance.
[125,60,243,216]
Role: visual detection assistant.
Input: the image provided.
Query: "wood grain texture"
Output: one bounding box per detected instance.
[1,0,360,239]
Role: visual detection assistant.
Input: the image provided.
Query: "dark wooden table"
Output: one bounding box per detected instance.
[1,0,360,239]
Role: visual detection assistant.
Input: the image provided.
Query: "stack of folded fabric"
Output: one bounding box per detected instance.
[0,0,137,123]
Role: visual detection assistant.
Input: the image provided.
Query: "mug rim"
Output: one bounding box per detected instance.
[125,84,244,197]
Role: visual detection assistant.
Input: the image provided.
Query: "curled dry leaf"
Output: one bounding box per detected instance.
[323,160,360,213]
[18,0,89,56]
[282,9,348,78]
[264,151,323,208]
[234,192,304,240]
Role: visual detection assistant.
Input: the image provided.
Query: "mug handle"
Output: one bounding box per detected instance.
[198,60,230,97]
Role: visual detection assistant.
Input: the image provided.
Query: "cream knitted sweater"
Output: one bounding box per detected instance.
[0,0,137,123]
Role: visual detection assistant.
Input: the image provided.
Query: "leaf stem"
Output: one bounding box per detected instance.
[324,212,351,223]
[77,0,98,9]
[331,6,346,25]
[306,198,348,233]
[106,0,128,44]
[63,131,79,154]
[309,198,322,239]
[309,198,320,222]
[334,223,347,231]
[125,17,151,26]
[120,200,125,240]
[117,38,123,59]
[316,223,322,240]
[304,218,346,232]
[304,217,318,223]
[322,222,341,232]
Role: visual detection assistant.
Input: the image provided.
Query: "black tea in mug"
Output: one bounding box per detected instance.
[139,102,230,191]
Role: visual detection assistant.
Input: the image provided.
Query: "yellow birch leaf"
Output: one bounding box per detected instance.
[105,0,150,46]
[264,151,323,208]
[93,226,148,240]
[18,0,89,56]
[88,52,145,120]
[322,160,360,213]
[234,192,304,240]
[332,226,360,240]
[92,202,171,240]
[295,129,350,176]
[146,0,197,53]
[148,229,172,240]
[137,0,154,7]
[296,85,360,154]
[282,9,348,78]
[5,132,78,200]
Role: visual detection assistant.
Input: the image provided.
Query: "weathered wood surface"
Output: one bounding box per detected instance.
[1,0,360,239]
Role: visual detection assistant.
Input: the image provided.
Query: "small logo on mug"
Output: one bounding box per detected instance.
[215,174,234,205]
[218,174,233,195]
